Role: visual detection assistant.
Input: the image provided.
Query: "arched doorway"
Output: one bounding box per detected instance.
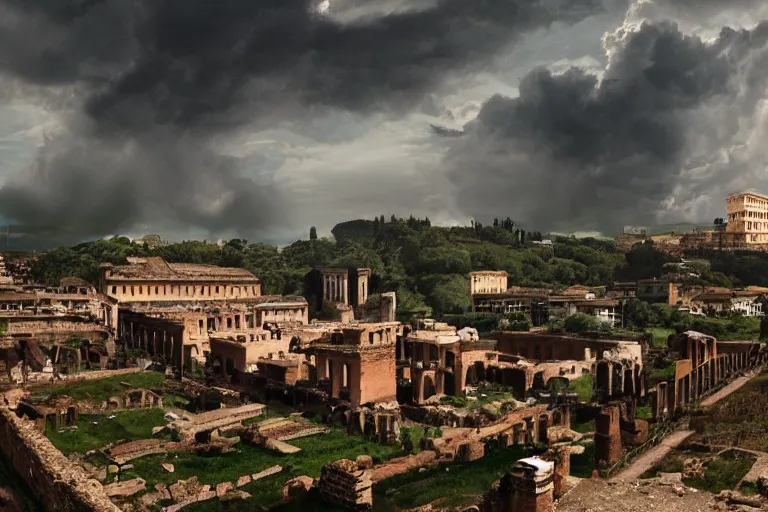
[596,361,610,401]
[510,369,527,400]
[465,362,486,386]
[423,375,436,402]
[612,364,623,397]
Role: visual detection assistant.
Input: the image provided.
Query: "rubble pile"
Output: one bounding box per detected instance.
[319,459,373,511]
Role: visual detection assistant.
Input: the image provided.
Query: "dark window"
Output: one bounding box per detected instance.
[111,286,117,295]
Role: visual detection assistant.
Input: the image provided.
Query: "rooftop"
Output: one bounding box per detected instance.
[728,189,768,201]
[104,257,259,282]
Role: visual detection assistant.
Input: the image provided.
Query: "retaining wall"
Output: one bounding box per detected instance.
[0,406,120,512]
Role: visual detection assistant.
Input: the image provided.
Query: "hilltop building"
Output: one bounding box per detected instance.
[0,255,11,285]
[682,190,768,251]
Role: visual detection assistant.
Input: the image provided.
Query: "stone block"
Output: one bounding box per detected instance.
[215,481,234,498]
[356,455,374,470]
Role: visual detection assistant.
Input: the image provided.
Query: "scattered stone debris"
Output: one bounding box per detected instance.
[162,463,175,473]
[283,476,315,501]
[103,478,146,498]
[251,465,283,482]
[215,481,234,498]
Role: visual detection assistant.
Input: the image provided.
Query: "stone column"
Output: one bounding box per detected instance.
[331,359,343,398]
[342,275,348,305]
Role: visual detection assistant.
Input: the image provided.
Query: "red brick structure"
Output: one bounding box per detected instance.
[594,404,622,469]
[550,445,571,498]
[509,457,555,512]
[305,323,401,407]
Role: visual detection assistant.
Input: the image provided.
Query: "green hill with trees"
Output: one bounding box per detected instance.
[22,216,768,329]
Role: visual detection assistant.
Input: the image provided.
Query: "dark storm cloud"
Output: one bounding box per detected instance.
[629,0,768,25]
[446,20,768,232]
[0,0,604,242]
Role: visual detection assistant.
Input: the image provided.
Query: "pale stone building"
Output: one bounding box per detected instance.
[99,257,262,304]
[469,270,508,295]
[0,255,11,285]
[726,190,768,243]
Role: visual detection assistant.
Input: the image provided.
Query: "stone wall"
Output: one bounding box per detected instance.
[6,317,108,336]
[358,347,397,406]
[0,406,120,512]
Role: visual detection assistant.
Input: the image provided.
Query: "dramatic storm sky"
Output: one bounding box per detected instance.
[1,0,768,246]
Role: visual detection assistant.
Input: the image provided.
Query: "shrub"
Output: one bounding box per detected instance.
[564,313,599,334]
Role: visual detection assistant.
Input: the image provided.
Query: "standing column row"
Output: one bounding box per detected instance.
[323,274,349,303]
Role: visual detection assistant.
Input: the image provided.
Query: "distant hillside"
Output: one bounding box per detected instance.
[646,223,714,235]
[25,216,768,321]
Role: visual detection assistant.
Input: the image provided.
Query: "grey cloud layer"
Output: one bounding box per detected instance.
[446,19,768,232]
[0,0,603,245]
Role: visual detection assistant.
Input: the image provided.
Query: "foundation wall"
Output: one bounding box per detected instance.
[0,406,121,512]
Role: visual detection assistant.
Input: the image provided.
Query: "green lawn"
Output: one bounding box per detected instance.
[34,372,166,403]
[569,375,594,403]
[371,445,530,511]
[570,442,595,478]
[685,451,755,494]
[640,449,755,492]
[126,427,404,511]
[571,418,595,434]
[636,406,653,420]
[646,328,674,349]
[46,409,166,454]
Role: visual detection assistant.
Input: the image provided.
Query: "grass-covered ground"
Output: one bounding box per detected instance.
[124,426,404,510]
[639,449,755,494]
[33,372,166,403]
[646,328,674,349]
[46,409,166,454]
[371,445,530,511]
[696,373,768,452]
[569,375,594,403]
[570,441,595,478]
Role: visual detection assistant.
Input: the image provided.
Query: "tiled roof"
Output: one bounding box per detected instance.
[106,257,258,282]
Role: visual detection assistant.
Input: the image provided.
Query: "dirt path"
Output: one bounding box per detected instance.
[610,430,696,482]
[699,371,758,408]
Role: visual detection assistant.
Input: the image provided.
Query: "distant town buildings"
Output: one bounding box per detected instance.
[0,255,11,285]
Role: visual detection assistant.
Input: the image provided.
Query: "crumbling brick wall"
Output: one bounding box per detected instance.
[594,404,622,469]
[318,459,373,510]
[0,406,121,512]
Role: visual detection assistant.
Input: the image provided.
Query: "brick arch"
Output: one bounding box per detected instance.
[423,375,436,401]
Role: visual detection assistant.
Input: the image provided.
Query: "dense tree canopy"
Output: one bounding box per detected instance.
[24,216,768,324]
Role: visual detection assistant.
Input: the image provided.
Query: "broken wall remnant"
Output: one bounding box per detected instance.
[508,457,554,512]
[16,399,78,432]
[380,292,396,323]
[318,459,373,511]
[594,404,622,469]
[0,406,121,512]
